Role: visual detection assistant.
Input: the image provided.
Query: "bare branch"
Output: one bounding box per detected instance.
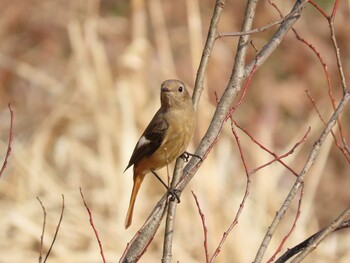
[43,194,65,263]
[290,208,350,263]
[216,4,304,39]
[37,197,47,263]
[192,191,209,263]
[192,0,225,110]
[0,103,14,179]
[266,184,304,263]
[80,188,106,263]
[233,120,298,176]
[243,0,308,78]
[249,128,310,175]
[276,216,350,263]
[306,90,350,163]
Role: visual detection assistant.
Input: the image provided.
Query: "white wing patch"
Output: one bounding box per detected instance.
[136,136,151,150]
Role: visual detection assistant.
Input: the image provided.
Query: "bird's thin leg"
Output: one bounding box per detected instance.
[151,171,180,203]
[180,151,203,162]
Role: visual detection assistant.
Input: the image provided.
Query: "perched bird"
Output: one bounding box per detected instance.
[124,79,196,229]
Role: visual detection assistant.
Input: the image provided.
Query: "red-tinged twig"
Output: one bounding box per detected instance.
[226,61,258,119]
[307,0,328,18]
[209,172,252,262]
[191,191,209,263]
[210,54,258,262]
[306,0,349,162]
[306,91,350,163]
[328,4,349,161]
[331,0,339,18]
[266,184,304,263]
[291,21,349,163]
[80,188,106,263]
[292,29,335,110]
[37,197,47,263]
[249,128,311,175]
[205,59,258,263]
[272,0,350,164]
[308,0,339,19]
[43,194,65,263]
[230,122,249,175]
[233,120,298,176]
[208,120,252,263]
[0,103,14,179]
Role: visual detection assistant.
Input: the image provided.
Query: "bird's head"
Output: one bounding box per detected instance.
[160,79,192,108]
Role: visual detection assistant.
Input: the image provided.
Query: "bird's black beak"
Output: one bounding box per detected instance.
[161,87,170,92]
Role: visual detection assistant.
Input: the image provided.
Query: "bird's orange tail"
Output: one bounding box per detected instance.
[125,172,146,229]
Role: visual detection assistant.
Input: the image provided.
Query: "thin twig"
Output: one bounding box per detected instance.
[0,103,14,179]
[37,197,47,263]
[233,120,298,176]
[243,0,308,78]
[192,191,209,263]
[306,90,350,163]
[249,128,310,175]
[266,184,304,263]
[208,120,252,263]
[80,187,106,263]
[43,194,65,263]
[290,5,350,163]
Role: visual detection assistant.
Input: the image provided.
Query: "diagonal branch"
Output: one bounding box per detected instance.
[275,212,350,263]
[80,188,106,263]
[0,103,14,179]
[253,91,350,263]
[43,194,65,263]
[37,197,47,263]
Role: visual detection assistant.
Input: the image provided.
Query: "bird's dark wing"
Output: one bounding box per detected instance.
[124,110,168,171]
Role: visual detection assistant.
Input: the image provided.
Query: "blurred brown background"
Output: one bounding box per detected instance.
[0,0,349,262]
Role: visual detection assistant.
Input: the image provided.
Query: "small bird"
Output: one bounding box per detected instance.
[124,79,196,229]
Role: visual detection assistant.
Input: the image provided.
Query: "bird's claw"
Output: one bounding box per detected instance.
[168,188,181,203]
[180,151,203,162]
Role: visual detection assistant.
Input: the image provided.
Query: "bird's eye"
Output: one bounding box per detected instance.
[178,85,183,92]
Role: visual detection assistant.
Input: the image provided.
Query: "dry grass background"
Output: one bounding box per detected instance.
[0,0,349,262]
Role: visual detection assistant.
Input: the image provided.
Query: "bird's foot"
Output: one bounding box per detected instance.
[168,188,181,203]
[180,151,203,162]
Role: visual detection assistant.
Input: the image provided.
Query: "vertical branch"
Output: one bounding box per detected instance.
[37,197,47,263]
[192,0,225,109]
[0,103,14,179]
[43,195,65,263]
[192,191,209,263]
[161,158,183,263]
[80,188,106,263]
